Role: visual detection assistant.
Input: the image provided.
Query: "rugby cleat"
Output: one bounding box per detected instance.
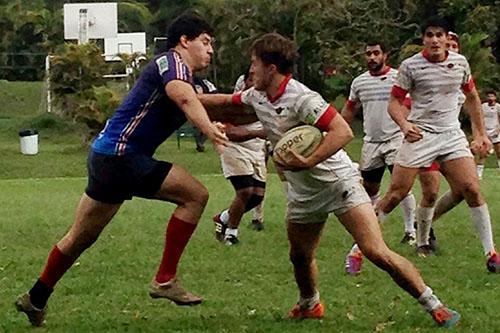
[213,214,227,242]
[149,278,203,306]
[400,232,416,246]
[416,245,435,257]
[250,219,264,231]
[428,228,438,252]
[486,251,500,273]
[431,306,460,328]
[288,302,324,319]
[15,293,47,327]
[345,250,363,276]
[223,234,240,246]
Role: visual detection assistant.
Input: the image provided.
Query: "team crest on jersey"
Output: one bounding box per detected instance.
[275,107,284,114]
[156,56,169,75]
[447,63,454,69]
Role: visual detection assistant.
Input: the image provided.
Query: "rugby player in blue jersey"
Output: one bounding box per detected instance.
[15,13,229,327]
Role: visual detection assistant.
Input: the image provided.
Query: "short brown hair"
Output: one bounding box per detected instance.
[251,33,297,74]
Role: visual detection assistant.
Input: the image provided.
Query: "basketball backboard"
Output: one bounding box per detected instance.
[64,2,118,43]
[104,32,147,61]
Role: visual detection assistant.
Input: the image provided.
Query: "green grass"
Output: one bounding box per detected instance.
[1,81,500,332]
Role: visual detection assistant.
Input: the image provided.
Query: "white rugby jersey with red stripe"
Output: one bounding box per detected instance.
[391,50,475,133]
[482,102,500,136]
[233,75,358,184]
[347,67,401,142]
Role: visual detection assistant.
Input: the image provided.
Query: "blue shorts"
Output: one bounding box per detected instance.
[85,150,172,204]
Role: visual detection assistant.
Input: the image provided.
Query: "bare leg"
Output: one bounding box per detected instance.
[287,222,325,299]
[339,203,425,298]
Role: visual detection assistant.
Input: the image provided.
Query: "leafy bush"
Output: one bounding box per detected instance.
[49,43,122,143]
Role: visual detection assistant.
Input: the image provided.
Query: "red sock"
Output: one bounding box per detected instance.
[39,245,76,288]
[155,215,197,284]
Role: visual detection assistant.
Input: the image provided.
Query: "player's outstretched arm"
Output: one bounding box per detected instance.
[464,87,492,156]
[166,80,227,146]
[198,93,258,125]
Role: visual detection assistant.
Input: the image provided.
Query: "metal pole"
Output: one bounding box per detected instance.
[78,8,89,44]
[46,55,52,113]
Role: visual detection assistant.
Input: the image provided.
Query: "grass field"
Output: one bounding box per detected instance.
[1,81,500,332]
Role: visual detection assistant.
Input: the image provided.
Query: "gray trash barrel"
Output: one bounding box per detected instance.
[19,129,39,155]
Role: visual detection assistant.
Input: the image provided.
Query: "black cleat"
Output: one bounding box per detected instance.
[250,219,264,231]
[400,232,416,245]
[416,245,435,257]
[224,234,240,246]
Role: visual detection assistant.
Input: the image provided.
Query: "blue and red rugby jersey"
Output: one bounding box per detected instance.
[92,50,193,157]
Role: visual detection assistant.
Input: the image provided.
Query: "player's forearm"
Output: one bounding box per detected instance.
[341,104,355,125]
[308,117,353,165]
[388,97,410,129]
[198,93,256,124]
[464,90,486,136]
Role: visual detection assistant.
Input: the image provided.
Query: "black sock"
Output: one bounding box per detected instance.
[29,279,53,309]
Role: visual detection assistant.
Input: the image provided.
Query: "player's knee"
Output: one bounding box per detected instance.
[362,245,392,270]
[236,187,254,201]
[244,194,264,212]
[289,249,313,267]
[461,182,482,204]
[421,191,438,206]
[192,185,209,208]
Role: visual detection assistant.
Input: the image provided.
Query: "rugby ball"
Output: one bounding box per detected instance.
[273,125,322,164]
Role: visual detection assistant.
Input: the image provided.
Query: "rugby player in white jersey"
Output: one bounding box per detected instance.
[341,41,417,275]
[414,32,465,256]
[213,70,268,244]
[376,17,500,273]
[199,32,460,327]
[476,90,500,178]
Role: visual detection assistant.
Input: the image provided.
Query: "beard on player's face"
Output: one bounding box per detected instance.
[367,60,384,72]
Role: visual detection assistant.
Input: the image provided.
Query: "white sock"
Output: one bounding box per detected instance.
[377,210,387,224]
[400,193,416,233]
[220,209,230,224]
[418,287,442,312]
[497,160,500,169]
[433,190,458,222]
[349,243,360,255]
[299,290,320,309]
[252,203,263,222]
[469,204,495,255]
[225,227,238,237]
[370,192,380,207]
[416,206,434,247]
[477,164,484,178]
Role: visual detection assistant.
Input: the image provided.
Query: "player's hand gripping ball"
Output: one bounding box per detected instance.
[273,125,322,165]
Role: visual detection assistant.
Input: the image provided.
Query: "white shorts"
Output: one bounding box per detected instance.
[395,129,473,168]
[220,144,267,182]
[286,175,370,224]
[359,136,403,171]
[487,131,500,144]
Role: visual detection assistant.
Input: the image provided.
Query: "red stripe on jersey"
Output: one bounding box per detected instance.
[315,105,337,131]
[232,93,243,106]
[391,85,408,103]
[267,74,292,103]
[346,99,356,109]
[462,78,475,93]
